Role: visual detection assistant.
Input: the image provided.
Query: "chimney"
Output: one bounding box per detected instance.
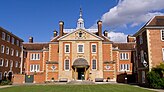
[29,37,33,43]
[103,30,108,37]
[97,20,102,37]
[59,21,64,36]
[127,35,136,43]
[53,30,58,37]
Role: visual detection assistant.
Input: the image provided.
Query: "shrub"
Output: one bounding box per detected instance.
[1,80,12,85]
[147,63,164,89]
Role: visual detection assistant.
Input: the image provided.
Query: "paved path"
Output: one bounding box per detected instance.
[0,85,13,89]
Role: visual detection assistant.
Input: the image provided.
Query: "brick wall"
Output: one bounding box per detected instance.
[13,74,25,84]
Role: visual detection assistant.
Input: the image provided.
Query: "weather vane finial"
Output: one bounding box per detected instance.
[80,7,82,18]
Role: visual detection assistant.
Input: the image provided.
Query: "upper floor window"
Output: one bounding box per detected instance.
[140,50,144,63]
[92,59,97,70]
[11,48,14,56]
[10,60,13,68]
[65,44,70,53]
[2,32,5,40]
[12,37,15,44]
[162,48,164,61]
[7,35,10,42]
[16,50,19,57]
[15,61,18,68]
[139,35,143,44]
[5,59,8,67]
[30,64,40,72]
[120,64,130,71]
[6,47,9,55]
[0,58,4,66]
[161,30,164,41]
[120,53,129,60]
[64,59,70,70]
[30,53,40,60]
[92,44,97,53]
[1,45,5,53]
[77,44,84,53]
[16,40,19,46]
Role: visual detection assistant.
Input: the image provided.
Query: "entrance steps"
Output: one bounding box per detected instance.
[67,80,95,85]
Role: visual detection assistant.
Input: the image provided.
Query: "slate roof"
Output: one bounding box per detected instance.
[113,43,136,50]
[73,58,89,67]
[23,43,49,50]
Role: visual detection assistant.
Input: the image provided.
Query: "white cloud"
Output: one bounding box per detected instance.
[108,31,128,42]
[101,0,164,28]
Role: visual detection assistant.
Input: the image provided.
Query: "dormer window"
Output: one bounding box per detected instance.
[79,32,82,37]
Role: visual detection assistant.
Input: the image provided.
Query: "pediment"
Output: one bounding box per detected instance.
[57,29,103,41]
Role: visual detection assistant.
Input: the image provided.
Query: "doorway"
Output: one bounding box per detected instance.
[77,68,85,80]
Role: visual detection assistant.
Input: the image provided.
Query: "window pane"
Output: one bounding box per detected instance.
[65,45,70,53]
[78,45,83,52]
[92,60,96,69]
[65,60,69,70]
[92,45,96,53]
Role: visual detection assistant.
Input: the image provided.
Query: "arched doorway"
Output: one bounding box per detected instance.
[72,58,89,80]
[8,72,12,81]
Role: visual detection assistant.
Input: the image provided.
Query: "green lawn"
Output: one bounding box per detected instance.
[0,84,154,92]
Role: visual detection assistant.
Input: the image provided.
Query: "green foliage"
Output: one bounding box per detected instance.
[0,80,12,85]
[147,63,164,89]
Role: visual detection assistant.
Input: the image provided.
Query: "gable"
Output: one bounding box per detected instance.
[57,29,104,41]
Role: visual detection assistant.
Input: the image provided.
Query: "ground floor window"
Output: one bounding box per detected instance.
[142,71,145,83]
[120,64,130,71]
[92,59,97,70]
[0,72,2,80]
[30,64,40,72]
[64,60,70,70]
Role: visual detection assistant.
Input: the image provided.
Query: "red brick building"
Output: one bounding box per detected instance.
[0,27,23,81]
[134,16,164,84]
[23,9,136,83]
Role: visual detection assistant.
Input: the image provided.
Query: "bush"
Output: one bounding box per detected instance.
[147,63,164,89]
[1,80,12,85]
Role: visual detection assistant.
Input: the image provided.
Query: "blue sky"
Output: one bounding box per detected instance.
[0,0,164,42]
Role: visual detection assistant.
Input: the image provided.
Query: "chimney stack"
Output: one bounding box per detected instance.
[103,30,108,37]
[29,37,33,43]
[53,30,58,37]
[97,20,102,37]
[127,35,136,43]
[59,21,64,36]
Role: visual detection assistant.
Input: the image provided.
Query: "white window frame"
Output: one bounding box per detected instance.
[2,32,5,40]
[161,30,164,41]
[65,44,70,53]
[30,53,40,60]
[162,48,164,61]
[120,53,129,60]
[120,64,130,71]
[12,37,15,44]
[5,59,8,67]
[10,60,13,68]
[0,58,4,66]
[92,59,97,70]
[91,44,97,53]
[16,40,19,46]
[1,45,5,53]
[6,47,9,55]
[64,59,70,71]
[11,48,14,56]
[30,64,40,72]
[0,72,2,80]
[7,35,10,42]
[16,50,19,57]
[77,44,84,53]
[15,61,18,68]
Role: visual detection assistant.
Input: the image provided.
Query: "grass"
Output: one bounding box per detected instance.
[0,84,154,92]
